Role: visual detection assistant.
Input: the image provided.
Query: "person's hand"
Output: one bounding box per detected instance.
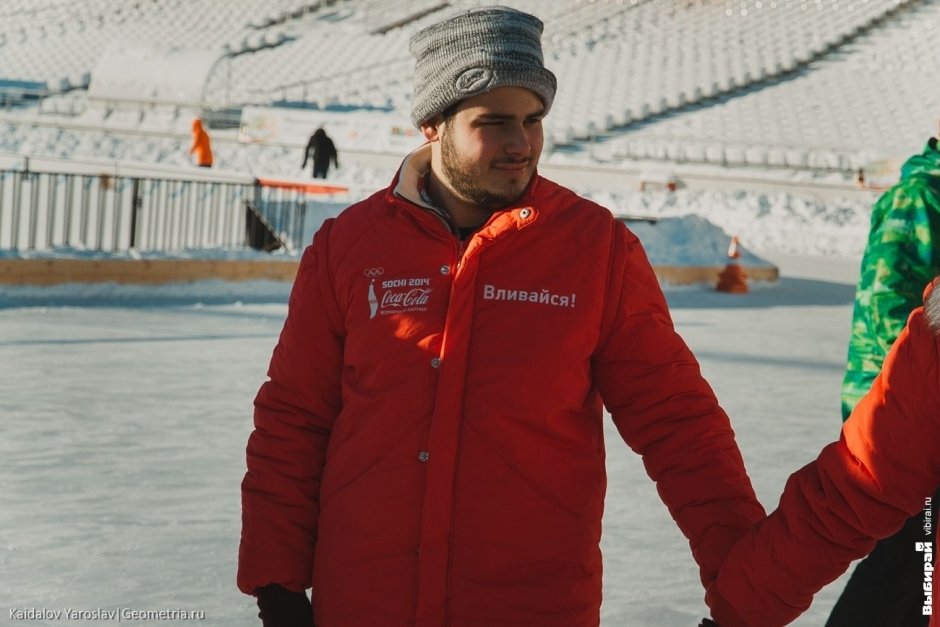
[698,619,719,627]
[256,584,314,627]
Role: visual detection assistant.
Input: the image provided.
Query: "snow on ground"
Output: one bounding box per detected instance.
[0,253,862,626]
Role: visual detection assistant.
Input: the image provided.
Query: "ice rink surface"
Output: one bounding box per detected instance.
[1,253,862,626]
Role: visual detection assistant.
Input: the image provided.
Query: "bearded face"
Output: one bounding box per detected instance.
[439,121,537,213]
[434,87,545,215]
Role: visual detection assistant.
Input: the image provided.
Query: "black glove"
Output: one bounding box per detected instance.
[256,584,314,627]
[699,619,719,627]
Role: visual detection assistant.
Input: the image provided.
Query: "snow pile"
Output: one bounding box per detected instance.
[589,188,874,258]
[624,214,771,268]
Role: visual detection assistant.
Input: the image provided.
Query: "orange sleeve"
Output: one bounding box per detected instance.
[708,309,940,626]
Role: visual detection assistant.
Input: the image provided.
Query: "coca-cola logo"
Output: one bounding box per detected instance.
[381,288,432,308]
[367,273,434,318]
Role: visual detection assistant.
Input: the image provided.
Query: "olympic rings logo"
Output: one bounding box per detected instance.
[363,267,384,278]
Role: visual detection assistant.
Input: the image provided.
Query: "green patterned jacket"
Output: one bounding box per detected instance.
[841,138,940,420]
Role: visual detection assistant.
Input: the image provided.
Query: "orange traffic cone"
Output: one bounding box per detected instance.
[716,235,749,294]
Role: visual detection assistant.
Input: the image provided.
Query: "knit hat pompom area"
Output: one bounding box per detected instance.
[408,5,557,127]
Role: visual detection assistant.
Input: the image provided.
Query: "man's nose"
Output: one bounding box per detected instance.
[504,124,531,156]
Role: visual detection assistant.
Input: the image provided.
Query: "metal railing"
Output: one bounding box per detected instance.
[0,167,310,254]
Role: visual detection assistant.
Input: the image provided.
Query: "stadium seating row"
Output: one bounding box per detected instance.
[1,0,937,172]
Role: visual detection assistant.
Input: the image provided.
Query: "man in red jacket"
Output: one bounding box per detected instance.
[705,281,940,626]
[238,6,765,627]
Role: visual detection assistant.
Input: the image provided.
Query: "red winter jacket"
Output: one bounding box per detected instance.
[708,282,940,626]
[238,146,765,627]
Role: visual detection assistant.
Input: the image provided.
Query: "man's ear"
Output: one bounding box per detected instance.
[420,116,443,142]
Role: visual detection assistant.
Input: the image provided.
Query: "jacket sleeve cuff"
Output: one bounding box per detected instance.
[255,584,313,627]
[705,581,749,627]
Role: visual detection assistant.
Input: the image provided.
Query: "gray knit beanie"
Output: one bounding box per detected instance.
[409,6,557,127]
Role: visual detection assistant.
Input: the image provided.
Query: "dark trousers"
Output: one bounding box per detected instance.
[826,496,938,627]
[312,161,329,179]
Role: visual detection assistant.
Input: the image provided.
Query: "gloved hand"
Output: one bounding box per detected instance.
[699,619,719,627]
[256,584,314,627]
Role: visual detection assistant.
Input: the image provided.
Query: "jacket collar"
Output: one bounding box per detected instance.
[393,143,436,211]
[391,143,458,233]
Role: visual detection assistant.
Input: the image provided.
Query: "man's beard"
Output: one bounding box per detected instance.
[440,128,533,214]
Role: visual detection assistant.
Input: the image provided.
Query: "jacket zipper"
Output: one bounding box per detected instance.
[441,232,474,626]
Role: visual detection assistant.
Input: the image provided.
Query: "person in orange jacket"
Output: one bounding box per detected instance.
[189,118,213,167]
[704,280,940,626]
[238,7,765,627]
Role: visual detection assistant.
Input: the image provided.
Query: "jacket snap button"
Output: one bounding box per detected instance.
[439,264,450,275]
[430,357,441,368]
[418,451,429,462]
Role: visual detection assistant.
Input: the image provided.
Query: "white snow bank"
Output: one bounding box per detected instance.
[589,188,874,258]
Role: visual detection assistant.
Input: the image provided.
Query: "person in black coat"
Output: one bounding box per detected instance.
[302,128,338,179]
